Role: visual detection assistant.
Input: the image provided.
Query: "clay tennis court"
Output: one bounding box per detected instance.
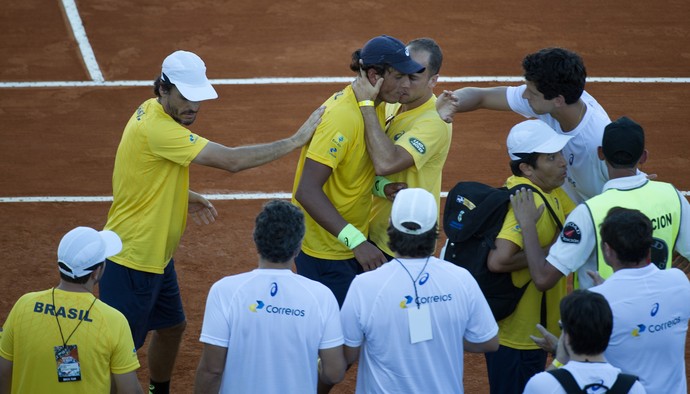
[2,0,689,392]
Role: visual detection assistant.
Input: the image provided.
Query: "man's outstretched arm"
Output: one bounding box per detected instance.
[193,107,324,172]
[436,87,510,123]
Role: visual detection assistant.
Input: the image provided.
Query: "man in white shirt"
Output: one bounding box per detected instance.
[511,116,690,290]
[194,200,346,393]
[339,188,499,393]
[589,207,690,394]
[523,289,646,394]
[437,47,610,203]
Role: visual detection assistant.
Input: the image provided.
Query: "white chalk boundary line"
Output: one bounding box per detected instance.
[2,3,685,203]
[2,76,690,89]
[1,191,689,203]
[11,2,690,88]
[61,0,103,82]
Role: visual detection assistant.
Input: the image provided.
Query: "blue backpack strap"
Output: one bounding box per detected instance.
[548,369,585,393]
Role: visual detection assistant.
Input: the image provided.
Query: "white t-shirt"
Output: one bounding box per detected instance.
[506,85,610,203]
[590,265,690,394]
[341,257,498,394]
[523,361,646,393]
[546,174,690,289]
[199,268,343,393]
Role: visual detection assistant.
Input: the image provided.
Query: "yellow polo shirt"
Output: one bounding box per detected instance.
[0,289,139,393]
[105,98,208,273]
[292,85,385,260]
[369,96,452,255]
[496,176,575,349]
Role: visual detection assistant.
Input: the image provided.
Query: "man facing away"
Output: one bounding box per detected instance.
[100,50,324,393]
[0,227,142,394]
[194,200,346,393]
[351,37,452,260]
[292,35,425,306]
[339,188,498,393]
[523,289,646,393]
[437,47,610,203]
[589,208,690,393]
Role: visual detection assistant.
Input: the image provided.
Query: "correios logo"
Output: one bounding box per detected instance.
[400,293,453,309]
[400,296,413,309]
[631,316,682,337]
[632,324,645,337]
[249,299,306,317]
[249,300,265,312]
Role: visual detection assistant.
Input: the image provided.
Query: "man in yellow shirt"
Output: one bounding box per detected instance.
[100,50,324,394]
[351,37,452,259]
[292,35,424,306]
[0,227,142,394]
[483,119,576,394]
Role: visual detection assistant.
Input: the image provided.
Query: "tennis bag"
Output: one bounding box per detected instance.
[442,181,562,321]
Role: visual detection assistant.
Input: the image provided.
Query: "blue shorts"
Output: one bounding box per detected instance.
[99,259,185,349]
[295,251,362,308]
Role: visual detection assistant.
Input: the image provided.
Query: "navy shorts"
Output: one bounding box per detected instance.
[295,251,363,308]
[485,345,547,394]
[99,259,185,349]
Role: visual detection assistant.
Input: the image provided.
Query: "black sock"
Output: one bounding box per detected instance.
[149,380,170,394]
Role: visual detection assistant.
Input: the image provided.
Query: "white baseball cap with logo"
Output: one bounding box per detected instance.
[507,119,573,160]
[161,50,218,102]
[391,188,438,235]
[57,227,123,279]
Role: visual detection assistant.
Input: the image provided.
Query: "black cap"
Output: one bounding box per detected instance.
[602,116,645,166]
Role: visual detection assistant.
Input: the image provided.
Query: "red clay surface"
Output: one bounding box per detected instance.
[2,0,690,393]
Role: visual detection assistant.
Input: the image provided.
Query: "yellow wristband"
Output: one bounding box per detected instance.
[551,359,564,368]
[358,100,375,107]
[337,224,367,250]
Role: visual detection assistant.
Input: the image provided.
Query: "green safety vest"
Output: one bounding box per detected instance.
[585,180,681,279]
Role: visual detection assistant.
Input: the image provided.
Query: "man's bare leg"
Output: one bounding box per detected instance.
[148,321,186,393]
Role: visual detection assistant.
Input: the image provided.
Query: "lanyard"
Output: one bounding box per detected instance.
[52,288,97,346]
[395,257,430,309]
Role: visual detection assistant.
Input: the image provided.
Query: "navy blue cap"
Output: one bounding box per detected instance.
[360,35,425,74]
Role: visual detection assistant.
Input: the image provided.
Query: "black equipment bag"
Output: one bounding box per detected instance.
[442,181,562,321]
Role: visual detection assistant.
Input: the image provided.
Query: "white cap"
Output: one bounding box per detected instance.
[161,50,218,102]
[507,119,573,160]
[57,227,122,279]
[391,188,437,235]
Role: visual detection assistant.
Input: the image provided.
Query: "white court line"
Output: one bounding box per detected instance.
[60,0,103,82]
[3,11,689,203]
[2,76,690,88]
[1,191,689,203]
